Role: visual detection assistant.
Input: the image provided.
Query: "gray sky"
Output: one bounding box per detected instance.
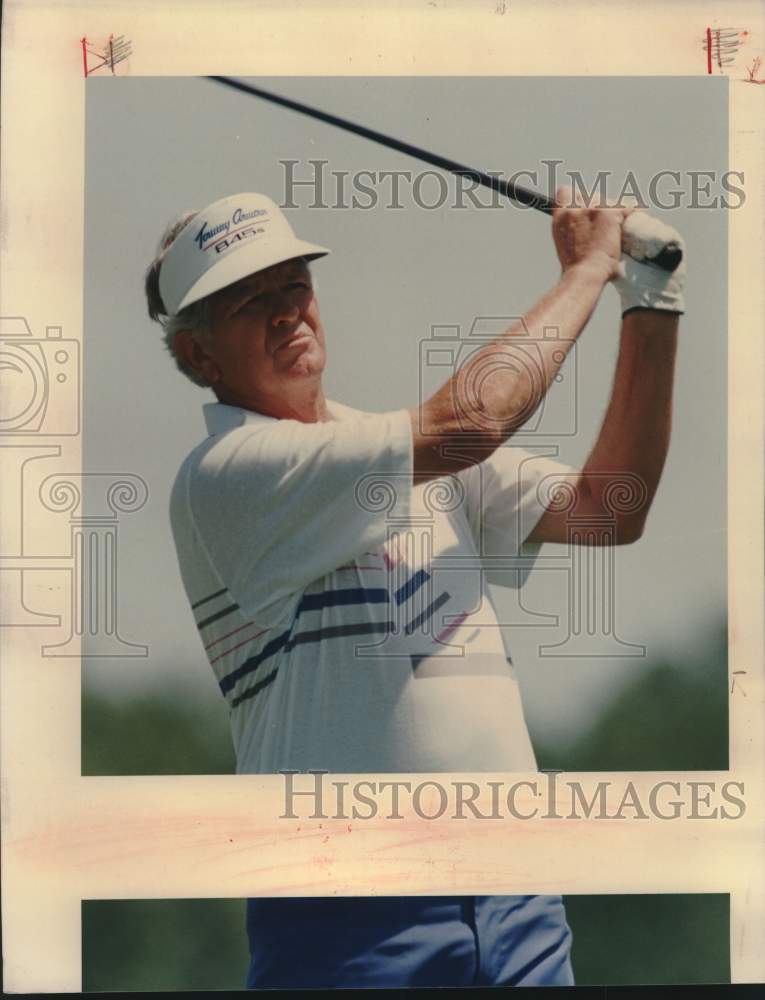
[84,76,727,746]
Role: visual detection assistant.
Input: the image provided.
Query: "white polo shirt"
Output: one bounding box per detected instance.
[169,400,572,774]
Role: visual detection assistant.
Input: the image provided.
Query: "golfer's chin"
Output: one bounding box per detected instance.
[275,339,325,377]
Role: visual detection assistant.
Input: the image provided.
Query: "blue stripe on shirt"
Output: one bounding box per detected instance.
[394,569,430,606]
[297,587,389,613]
[218,587,391,697]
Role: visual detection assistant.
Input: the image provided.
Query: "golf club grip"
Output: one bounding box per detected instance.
[209,76,683,273]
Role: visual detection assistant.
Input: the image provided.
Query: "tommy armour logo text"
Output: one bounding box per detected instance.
[280,771,746,822]
[194,206,268,251]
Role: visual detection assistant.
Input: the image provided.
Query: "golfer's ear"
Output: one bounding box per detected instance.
[174,329,220,384]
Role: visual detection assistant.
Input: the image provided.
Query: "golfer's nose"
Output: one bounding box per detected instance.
[271,292,300,327]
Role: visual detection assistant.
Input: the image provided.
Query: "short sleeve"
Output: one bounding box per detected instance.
[458,445,575,588]
[183,408,413,623]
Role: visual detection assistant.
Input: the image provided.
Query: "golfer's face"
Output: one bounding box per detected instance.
[205,258,325,402]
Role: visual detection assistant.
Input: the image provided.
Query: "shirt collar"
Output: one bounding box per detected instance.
[202,399,359,436]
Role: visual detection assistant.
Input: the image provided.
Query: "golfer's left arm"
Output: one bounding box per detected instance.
[528,307,679,545]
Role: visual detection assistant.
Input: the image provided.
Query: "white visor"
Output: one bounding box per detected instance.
[158,192,330,316]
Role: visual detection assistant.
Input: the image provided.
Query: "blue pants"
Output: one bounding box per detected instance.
[245,895,574,988]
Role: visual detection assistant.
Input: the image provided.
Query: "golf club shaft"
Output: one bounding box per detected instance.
[210,75,553,213]
[209,76,683,272]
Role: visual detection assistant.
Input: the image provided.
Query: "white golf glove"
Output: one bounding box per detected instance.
[612,212,686,316]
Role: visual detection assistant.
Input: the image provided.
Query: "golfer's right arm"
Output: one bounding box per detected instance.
[410,200,625,483]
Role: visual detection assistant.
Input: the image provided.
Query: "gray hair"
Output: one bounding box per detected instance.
[144,210,215,388]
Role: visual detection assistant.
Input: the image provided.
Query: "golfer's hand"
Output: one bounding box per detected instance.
[552,185,627,283]
[613,211,687,316]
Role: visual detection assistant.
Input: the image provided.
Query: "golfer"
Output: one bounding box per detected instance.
[145,189,684,988]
